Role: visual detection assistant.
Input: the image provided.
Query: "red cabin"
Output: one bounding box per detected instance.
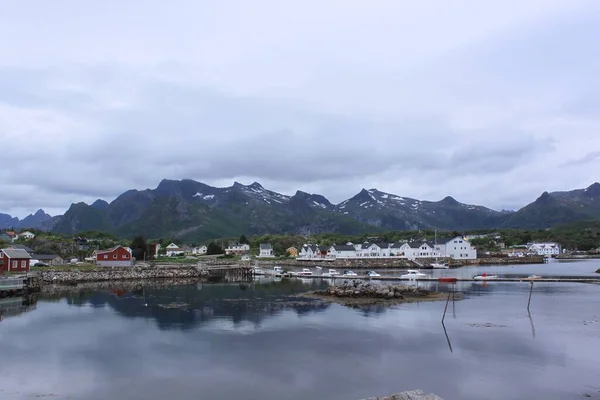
[96,246,133,267]
[0,248,32,273]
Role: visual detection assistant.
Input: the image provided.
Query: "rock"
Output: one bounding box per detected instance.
[394,292,402,298]
[386,291,394,298]
[596,268,600,274]
[362,389,444,400]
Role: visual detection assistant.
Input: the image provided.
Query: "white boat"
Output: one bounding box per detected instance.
[401,269,427,279]
[473,274,499,280]
[365,270,381,277]
[342,270,357,277]
[315,265,323,270]
[252,267,266,275]
[323,269,339,277]
[298,268,313,276]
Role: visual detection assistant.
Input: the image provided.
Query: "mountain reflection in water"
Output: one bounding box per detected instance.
[0,272,599,400]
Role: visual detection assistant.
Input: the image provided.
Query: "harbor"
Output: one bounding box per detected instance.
[1,260,598,400]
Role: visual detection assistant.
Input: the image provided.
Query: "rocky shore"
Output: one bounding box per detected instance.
[304,280,445,306]
[35,265,207,284]
[362,389,444,400]
[39,277,202,296]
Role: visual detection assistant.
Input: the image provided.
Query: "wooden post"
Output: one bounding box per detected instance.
[527,281,534,311]
[442,291,451,323]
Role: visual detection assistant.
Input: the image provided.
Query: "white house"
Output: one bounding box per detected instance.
[192,245,207,255]
[527,242,560,256]
[437,237,477,260]
[328,244,356,259]
[225,243,250,255]
[18,231,36,240]
[405,241,436,258]
[391,242,411,257]
[165,243,184,257]
[258,243,275,258]
[299,244,319,259]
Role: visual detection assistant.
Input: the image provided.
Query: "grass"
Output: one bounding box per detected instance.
[31,263,98,272]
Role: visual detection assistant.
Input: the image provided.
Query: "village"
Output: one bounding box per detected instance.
[0,228,567,274]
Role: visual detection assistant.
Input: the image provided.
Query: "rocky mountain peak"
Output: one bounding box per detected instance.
[585,182,600,197]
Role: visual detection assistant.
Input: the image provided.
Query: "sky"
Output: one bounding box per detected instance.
[1,0,599,218]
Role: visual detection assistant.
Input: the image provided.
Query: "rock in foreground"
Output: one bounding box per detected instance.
[362,389,444,400]
[305,281,445,306]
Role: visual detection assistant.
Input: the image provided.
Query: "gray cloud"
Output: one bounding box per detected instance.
[0,1,599,217]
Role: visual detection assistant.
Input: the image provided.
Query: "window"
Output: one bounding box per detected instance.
[12,260,17,269]
[21,260,26,268]
[104,255,108,259]
[113,254,117,259]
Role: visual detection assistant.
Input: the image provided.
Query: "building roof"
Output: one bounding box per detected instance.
[1,248,32,259]
[409,241,434,249]
[33,254,60,261]
[331,244,356,251]
[390,242,407,249]
[96,246,124,255]
[260,243,272,250]
[9,244,35,254]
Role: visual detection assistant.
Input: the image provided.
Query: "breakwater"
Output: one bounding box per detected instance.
[40,277,202,296]
[362,390,443,400]
[35,265,252,285]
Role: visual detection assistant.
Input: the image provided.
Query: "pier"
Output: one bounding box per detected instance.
[0,275,40,297]
[274,273,600,284]
[197,263,254,282]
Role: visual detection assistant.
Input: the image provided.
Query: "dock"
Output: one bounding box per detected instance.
[0,275,41,298]
[275,274,600,284]
[197,264,254,282]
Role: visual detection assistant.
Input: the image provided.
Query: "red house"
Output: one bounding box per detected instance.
[96,246,133,267]
[0,248,32,273]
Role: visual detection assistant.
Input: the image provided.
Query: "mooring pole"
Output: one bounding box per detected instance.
[442,291,451,323]
[527,281,534,311]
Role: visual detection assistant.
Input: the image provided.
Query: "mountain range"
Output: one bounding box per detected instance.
[2,180,600,242]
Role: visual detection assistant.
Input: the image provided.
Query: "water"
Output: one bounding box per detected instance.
[0,262,599,400]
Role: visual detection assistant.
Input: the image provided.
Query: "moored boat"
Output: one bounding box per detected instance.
[473,273,498,280]
[401,269,427,279]
[298,268,313,276]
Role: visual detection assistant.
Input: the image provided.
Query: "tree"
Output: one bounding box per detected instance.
[206,241,224,255]
[130,236,147,261]
[239,235,250,244]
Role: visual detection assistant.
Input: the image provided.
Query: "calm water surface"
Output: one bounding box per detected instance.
[0,262,599,400]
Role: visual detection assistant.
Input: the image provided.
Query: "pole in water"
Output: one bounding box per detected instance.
[527,281,534,311]
[442,291,451,323]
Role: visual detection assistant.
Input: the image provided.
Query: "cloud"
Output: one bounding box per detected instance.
[0,0,599,217]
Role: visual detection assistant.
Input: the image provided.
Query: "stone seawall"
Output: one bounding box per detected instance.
[362,390,443,400]
[36,266,206,284]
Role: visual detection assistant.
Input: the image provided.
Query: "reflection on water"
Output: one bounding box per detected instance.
[0,272,599,400]
[0,293,38,321]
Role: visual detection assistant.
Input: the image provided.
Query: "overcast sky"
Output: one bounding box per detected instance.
[1,0,599,218]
